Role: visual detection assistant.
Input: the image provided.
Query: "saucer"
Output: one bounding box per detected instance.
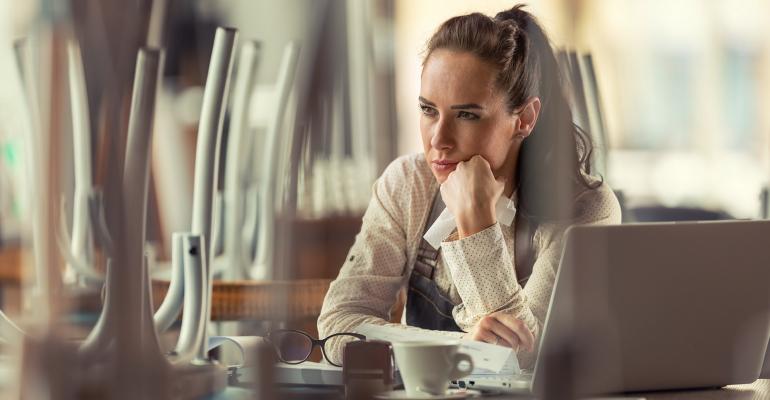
[374,389,479,400]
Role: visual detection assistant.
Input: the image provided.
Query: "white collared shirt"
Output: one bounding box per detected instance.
[317,153,621,368]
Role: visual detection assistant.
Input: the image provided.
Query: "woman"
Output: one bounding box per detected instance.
[318,5,621,369]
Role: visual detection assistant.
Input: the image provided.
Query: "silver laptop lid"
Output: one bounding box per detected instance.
[533,220,770,396]
[761,338,770,379]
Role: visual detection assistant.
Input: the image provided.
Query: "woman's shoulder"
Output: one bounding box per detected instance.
[378,153,436,196]
[374,153,437,215]
[572,177,622,225]
[381,153,433,180]
[534,177,621,247]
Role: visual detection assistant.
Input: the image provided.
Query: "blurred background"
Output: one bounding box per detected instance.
[0,0,769,386]
[395,0,770,220]
[2,0,769,243]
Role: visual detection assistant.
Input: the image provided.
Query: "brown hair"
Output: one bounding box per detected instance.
[424,5,599,222]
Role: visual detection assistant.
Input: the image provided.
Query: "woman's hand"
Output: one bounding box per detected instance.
[464,311,535,352]
[440,155,505,238]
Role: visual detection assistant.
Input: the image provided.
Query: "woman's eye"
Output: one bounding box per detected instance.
[419,104,437,117]
[418,104,436,116]
[457,111,479,120]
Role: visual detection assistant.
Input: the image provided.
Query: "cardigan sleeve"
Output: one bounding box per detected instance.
[317,157,464,365]
[442,183,622,369]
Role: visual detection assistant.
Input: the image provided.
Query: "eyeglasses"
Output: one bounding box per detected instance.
[266,329,366,367]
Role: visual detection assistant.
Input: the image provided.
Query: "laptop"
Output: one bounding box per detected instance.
[761,338,770,379]
[456,220,770,397]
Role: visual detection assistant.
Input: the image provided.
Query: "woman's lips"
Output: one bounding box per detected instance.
[432,160,459,173]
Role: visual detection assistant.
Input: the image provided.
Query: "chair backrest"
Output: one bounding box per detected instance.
[555,49,609,177]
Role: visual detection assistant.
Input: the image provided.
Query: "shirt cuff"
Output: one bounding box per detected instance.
[441,222,501,245]
[440,223,519,314]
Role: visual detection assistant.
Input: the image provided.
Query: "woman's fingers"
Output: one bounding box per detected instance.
[468,154,491,170]
[468,322,498,344]
[468,314,535,352]
[469,316,521,349]
[495,313,535,352]
[479,315,520,349]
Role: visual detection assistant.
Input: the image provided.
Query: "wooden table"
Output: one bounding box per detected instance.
[493,379,770,399]
[0,245,332,322]
[214,379,770,399]
[151,278,332,321]
[492,379,770,400]
[0,212,363,322]
[643,379,770,399]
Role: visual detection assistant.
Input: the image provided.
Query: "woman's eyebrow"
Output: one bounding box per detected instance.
[450,103,483,110]
[418,96,484,110]
[418,96,436,106]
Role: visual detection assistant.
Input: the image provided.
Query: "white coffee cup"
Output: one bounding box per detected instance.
[392,340,474,396]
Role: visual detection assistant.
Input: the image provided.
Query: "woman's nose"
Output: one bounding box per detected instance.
[430,118,454,151]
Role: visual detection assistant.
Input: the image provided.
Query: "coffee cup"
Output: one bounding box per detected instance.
[391,340,474,396]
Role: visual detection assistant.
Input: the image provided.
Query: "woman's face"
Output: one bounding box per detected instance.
[419,49,521,185]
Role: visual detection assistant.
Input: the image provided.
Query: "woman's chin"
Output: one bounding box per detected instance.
[431,170,449,184]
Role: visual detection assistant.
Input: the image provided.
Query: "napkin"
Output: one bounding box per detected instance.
[423,195,516,249]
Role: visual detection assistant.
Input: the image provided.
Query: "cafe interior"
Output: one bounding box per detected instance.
[0,0,769,398]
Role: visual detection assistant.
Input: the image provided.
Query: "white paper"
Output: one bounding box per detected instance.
[423,195,517,249]
[468,351,519,376]
[274,361,343,386]
[237,361,344,386]
[586,398,646,400]
[354,323,519,374]
[208,335,265,368]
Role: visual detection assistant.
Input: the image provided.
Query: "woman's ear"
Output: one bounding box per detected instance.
[514,97,541,139]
